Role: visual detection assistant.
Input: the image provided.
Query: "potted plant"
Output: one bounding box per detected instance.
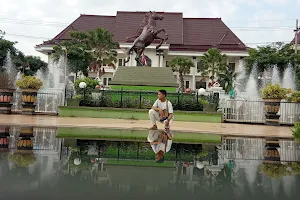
[0,73,15,113]
[16,75,43,114]
[17,127,34,150]
[260,84,290,125]
[0,126,10,149]
[8,150,37,167]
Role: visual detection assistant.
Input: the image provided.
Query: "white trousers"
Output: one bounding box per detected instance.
[148,109,173,128]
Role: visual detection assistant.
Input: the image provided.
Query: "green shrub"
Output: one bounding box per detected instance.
[16,75,43,90]
[292,122,300,141]
[73,90,216,111]
[260,163,291,179]
[287,91,300,102]
[260,83,290,99]
[74,77,99,94]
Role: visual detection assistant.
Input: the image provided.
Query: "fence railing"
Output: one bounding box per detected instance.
[11,91,60,115]
[223,99,300,125]
[74,90,220,111]
[222,136,300,162]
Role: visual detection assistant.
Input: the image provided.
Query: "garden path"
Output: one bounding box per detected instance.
[0,114,293,138]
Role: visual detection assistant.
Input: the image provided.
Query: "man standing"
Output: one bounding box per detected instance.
[149,90,174,131]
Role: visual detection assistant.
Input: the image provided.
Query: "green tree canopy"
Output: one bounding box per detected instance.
[0,32,47,76]
[245,42,300,73]
[245,42,300,89]
[168,56,195,92]
[52,28,118,78]
[218,66,237,94]
[200,48,227,83]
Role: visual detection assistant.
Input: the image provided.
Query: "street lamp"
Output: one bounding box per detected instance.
[79,82,87,106]
[20,66,30,75]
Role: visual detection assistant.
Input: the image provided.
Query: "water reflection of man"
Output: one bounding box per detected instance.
[147,130,173,163]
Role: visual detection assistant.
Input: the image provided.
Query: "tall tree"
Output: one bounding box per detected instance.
[23,56,48,76]
[0,33,18,71]
[0,32,46,76]
[218,66,237,93]
[245,42,300,74]
[52,40,91,77]
[53,28,118,78]
[168,56,195,93]
[200,48,227,84]
[245,42,300,89]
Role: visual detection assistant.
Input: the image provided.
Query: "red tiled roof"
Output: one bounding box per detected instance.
[182,18,245,48]
[38,11,247,52]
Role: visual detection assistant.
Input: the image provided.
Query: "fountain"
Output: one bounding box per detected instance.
[3,51,18,87]
[0,51,18,114]
[225,62,298,124]
[244,65,260,100]
[271,65,281,85]
[282,64,296,91]
[234,60,247,98]
[35,56,68,113]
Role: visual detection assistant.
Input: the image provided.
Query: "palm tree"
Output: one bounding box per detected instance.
[53,28,118,78]
[218,66,237,93]
[200,48,227,84]
[168,56,195,93]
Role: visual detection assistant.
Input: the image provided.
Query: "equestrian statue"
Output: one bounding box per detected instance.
[124,11,168,65]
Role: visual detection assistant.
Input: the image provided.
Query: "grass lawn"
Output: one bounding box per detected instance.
[106,159,174,167]
[59,107,222,123]
[57,127,222,143]
[110,85,177,92]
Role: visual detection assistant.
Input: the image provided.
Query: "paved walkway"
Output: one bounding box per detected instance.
[0,114,293,138]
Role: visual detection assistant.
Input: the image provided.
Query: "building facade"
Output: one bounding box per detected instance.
[35,11,249,90]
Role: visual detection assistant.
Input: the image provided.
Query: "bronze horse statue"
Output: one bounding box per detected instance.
[124,11,168,65]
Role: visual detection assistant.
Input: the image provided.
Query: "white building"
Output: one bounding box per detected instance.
[35,11,249,90]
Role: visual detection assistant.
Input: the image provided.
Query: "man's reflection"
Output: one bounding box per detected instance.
[147,130,173,163]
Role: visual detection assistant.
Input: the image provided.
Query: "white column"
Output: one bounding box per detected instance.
[192,60,197,90]
[130,53,133,66]
[160,55,164,67]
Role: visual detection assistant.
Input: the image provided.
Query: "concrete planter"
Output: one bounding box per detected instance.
[21,89,38,115]
[263,98,282,125]
[0,88,15,114]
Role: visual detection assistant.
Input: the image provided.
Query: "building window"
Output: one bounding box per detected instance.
[118,59,125,67]
[103,78,107,85]
[228,62,235,72]
[197,61,204,73]
[108,78,112,82]
[196,81,206,89]
[185,81,190,89]
[137,55,152,67]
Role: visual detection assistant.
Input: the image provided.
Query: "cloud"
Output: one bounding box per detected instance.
[0,0,297,62]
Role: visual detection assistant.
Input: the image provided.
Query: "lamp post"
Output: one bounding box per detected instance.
[79,82,87,106]
[20,66,30,75]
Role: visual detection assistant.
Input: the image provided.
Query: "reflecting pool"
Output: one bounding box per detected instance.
[0,125,300,199]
